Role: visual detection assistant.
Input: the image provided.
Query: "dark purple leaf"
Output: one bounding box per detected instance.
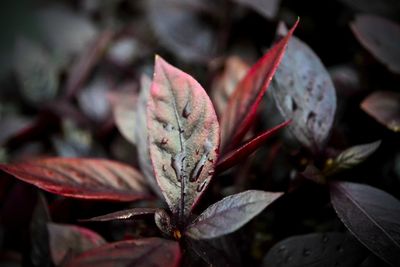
[262,232,369,267]
[220,20,298,151]
[146,0,223,63]
[65,237,181,267]
[338,0,400,18]
[0,158,150,201]
[330,182,400,266]
[270,22,336,153]
[361,91,400,132]
[147,56,220,219]
[47,223,106,266]
[351,15,400,74]
[233,0,281,19]
[216,120,290,174]
[81,208,161,222]
[185,190,282,239]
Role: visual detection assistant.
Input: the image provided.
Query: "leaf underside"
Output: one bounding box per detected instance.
[220,20,298,152]
[0,158,150,201]
[185,190,282,239]
[330,182,400,267]
[147,56,220,219]
[65,237,181,267]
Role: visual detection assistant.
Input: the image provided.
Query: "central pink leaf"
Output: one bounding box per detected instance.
[147,56,220,220]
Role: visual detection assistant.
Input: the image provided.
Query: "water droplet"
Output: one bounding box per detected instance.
[162,165,167,171]
[164,123,174,132]
[208,170,214,176]
[190,162,204,182]
[306,112,316,129]
[278,245,286,252]
[171,153,186,182]
[182,102,191,118]
[196,179,207,192]
[161,137,168,145]
[208,158,214,163]
[303,249,311,256]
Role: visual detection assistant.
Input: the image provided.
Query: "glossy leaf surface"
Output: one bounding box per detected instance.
[185,190,282,239]
[147,56,220,218]
[330,182,400,266]
[220,20,298,151]
[361,91,400,132]
[351,15,400,74]
[262,232,368,267]
[82,208,160,222]
[270,23,336,152]
[216,120,290,174]
[66,238,181,267]
[48,223,106,266]
[0,158,149,201]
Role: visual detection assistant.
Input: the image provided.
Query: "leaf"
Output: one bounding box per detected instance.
[262,232,369,267]
[136,75,163,197]
[270,22,336,153]
[0,158,150,201]
[211,56,250,117]
[324,141,381,175]
[14,37,58,106]
[220,20,298,151]
[47,223,106,266]
[147,56,220,219]
[361,91,400,132]
[65,237,181,267]
[185,190,282,239]
[81,208,161,222]
[36,5,98,62]
[233,0,281,19]
[146,0,222,63]
[330,182,400,266]
[109,89,138,145]
[216,120,290,174]
[350,15,400,74]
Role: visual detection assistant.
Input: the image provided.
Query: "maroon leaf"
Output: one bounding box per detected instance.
[47,223,106,266]
[330,182,400,266]
[360,91,400,132]
[270,22,336,153]
[185,190,282,239]
[147,56,220,219]
[233,0,281,19]
[220,20,298,151]
[216,120,290,174]
[81,208,161,222]
[262,232,369,267]
[0,158,150,201]
[350,15,400,74]
[65,237,181,267]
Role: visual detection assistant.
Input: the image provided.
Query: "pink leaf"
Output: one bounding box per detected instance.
[147,56,220,219]
[0,158,150,201]
[216,120,290,174]
[220,20,298,151]
[65,238,181,267]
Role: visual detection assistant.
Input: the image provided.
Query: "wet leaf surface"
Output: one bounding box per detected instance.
[270,23,336,153]
[0,158,150,201]
[65,237,181,267]
[82,208,161,222]
[360,91,400,132]
[330,182,400,266]
[185,190,282,239]
[351,15,400,74]
[147,56,220,219]
[262,232,368,267]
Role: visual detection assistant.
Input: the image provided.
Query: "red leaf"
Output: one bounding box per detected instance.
[216,120,290,174]
[360,91,400,132]
[147,56,220,219]
[350,15,400,74]
[0,158,150,201]
[220,20,298,152]
[65,237,181,267]
[47,223,106,266]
